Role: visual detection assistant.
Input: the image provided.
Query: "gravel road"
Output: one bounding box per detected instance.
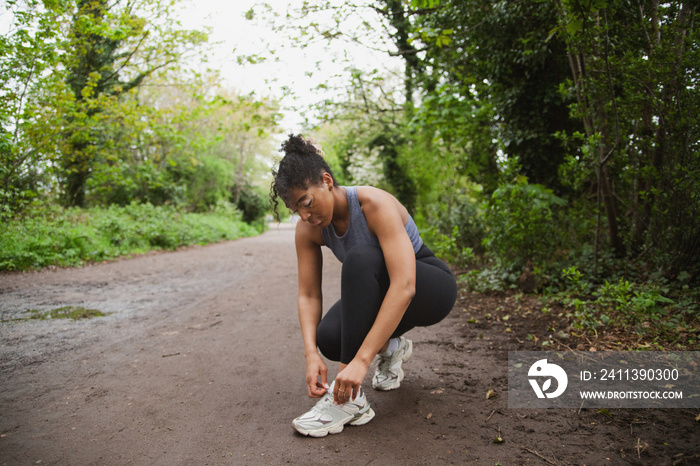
[1,225,697,465]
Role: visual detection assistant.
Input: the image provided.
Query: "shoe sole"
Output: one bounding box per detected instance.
[373,339,413,391]
[294,407,376,438]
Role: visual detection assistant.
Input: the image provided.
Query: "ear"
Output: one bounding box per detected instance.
[322,172,334,189]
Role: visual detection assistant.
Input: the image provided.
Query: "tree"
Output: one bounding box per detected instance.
[258,0,700,279]
[60,0,207,207]
[0,0,63,217]
[82,73,281,212]
[409,0,579,192]
[554,0,699,271]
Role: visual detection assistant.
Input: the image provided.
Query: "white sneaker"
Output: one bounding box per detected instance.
[292,383,375,437]
[372,337,413,390]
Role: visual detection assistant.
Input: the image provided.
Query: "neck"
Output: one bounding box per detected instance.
[331,186,349,227]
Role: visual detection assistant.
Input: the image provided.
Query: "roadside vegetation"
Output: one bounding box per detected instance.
[0,202,261,271]
[257,0,699,351]
[2,0,275,273]
[3,1,698,349]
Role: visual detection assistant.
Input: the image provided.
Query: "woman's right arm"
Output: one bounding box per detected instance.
[295,222,328,398]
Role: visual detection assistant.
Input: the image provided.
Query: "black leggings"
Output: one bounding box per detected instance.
[316,245,457,364]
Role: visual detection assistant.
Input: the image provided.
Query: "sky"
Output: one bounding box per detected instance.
[176,0,398,134]
[0,0,400,135]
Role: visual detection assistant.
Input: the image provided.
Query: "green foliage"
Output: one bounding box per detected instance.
[461,267,513,295]
[185,156,236,212]
[262,0,698,350]
[552,0,700,271]
[0,0,64,218]
[26,306,106,321]
[1,0,283,218]
[56,0,209,207]
[87,159,185,207]
[415,0,578,191]
[422,226,475,270]
[0,203,259,271]
[544,265,698,348]
[482,168,567,271]
[235,185,268,225]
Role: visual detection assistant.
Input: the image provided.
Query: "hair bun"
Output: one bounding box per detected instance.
[281,134,323,157]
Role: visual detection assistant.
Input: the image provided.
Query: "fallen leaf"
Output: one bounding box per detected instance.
[486,389,497,399]
[426,413,433,420]
[695,413,700,422]
[598,409,612,417]
[431,388,444,395]
[493,426,504,444]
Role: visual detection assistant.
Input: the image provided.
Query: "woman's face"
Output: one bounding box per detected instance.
[286,173,335,228]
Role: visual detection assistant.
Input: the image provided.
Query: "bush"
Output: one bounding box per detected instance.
[542,265,699,349]
[482,173,567,271]
[235,185,267,224]
[87,161,185,207]
[186,156,236,212]
[0,202,260,271]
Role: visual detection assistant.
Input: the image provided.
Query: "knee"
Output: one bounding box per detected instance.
[343,245,384,277]
[316,322,341,362]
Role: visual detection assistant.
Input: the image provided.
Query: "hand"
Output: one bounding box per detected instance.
[305,352,329,398]
[333,359,370,405]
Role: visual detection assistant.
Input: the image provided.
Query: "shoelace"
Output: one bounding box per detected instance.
[377,352,397,377]
[310,391,334,414]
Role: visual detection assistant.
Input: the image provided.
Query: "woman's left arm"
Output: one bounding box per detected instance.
[334,188,416,402]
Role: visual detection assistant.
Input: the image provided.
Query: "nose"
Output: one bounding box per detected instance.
[299,210,311,222]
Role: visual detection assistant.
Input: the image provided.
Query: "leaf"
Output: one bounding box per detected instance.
[542,379,551,392]
[598,409,612,417]
[486,389,497,399]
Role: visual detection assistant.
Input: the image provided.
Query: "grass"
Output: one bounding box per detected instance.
[0,202,262,271]
[26,306,107,320]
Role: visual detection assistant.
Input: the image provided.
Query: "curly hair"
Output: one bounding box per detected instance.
[270,134,337,220]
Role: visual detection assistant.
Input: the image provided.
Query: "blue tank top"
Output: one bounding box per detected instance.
[321,186,423,263]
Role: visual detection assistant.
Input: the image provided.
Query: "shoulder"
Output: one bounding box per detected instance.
[356,186,395,210]
[356,186,408,225]
[295,218,324,247]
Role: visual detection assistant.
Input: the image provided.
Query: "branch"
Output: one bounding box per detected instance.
[98,30,150,90]
[602,9,620,161]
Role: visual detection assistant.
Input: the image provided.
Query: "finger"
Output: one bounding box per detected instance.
[333,383,340,404]
[321,368,329,390]
[334,380,347,405]
[308,378,327,396]
[350,384,359,401]
[309,384,325,398]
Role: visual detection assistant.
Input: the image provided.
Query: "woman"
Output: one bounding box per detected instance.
[270,134,457,437]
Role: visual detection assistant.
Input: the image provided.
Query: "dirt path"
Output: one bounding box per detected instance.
[1,226,697,465]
